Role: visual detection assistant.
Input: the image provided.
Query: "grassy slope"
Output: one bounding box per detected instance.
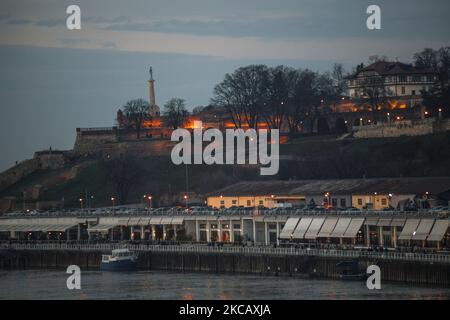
[2,132,449,207]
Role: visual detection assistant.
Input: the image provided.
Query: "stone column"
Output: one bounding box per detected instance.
[130,226,133,240]
[365,224,370,247]
[264,222,268,245]
[252,219,256,244]
[392,227,397,248]
[120,226,124,241]
[174,226,177,240]
[218,222,222,242]
[276,222,280,246]
[195,219,200,242]
[206,221,211,242]
[77,224,81,241]
[162,225,166,241]
[379,226,384,247]
[151,225,156,241]
[230,219,234,243]
[141,226,145,240]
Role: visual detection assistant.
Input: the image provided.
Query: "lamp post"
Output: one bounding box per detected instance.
[184,194,189,209]
[111,197,115,213]
[438,108,443,119]
[79,198,83,210]
[148,195,152,212]
[89,195,94,213]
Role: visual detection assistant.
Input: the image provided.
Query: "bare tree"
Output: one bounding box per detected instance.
[103,154,143,204]
[211,65,270,129]
[163,98,189,129]
[121,99,151,138]
[360,75,390,114]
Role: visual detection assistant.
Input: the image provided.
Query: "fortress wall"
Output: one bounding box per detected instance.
[0,159,40,192]
[354,119,450,139]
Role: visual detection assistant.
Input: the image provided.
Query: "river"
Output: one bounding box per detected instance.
[0,270,449,300]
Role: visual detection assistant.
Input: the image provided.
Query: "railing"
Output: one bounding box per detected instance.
[2,242,450,264]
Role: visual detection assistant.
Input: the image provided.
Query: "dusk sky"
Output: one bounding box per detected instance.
[0,0,449,171]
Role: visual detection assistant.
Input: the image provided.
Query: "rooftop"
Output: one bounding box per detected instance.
[208,177,450,197]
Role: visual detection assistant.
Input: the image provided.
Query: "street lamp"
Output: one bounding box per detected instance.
[184,194,189,208]
[79,198,83,210]
[111,197,115,213]
[148,195,152,210]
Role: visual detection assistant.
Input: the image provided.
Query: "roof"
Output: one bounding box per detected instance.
[208,177,450,197]
[349,61,434,78]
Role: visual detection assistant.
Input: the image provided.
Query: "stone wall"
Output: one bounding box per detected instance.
[354,118,450,139]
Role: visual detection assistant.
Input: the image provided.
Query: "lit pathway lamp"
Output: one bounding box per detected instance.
[148,195,152,211]
[79,198,83,210]
[438,108,443,119]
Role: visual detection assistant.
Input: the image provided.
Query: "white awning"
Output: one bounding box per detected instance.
[292,218,313,239]
[171,217,184,225]
[411,219,435,241]
[377,218,392,227]
[150,217,162,224]
[398,219,421,240]
[279,218,299,239]
[0,223,77,232]
[137,218,152,226]
[364,217,379,226]
[127,218,142,226]
[304,218,325,240]
[390,218,406,227]
[317,217,338,238]
[160,217,173,224]
[330,218,352,238]
[343,218,365,238]
[427,220,450,242]
[87,223,117,232]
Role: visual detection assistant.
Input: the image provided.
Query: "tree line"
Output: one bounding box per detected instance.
[117,46,450,138]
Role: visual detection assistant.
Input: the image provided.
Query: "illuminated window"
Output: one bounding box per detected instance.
[232,200,237,205]
[246,200,251,206]
[357,198,363,206]
[381,198,387,206]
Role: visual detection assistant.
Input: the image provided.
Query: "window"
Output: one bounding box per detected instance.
[258,200,264,205]
[401,86,405,94]
[232,200,237,205]
[340,198,346,207]
[357,198,363,206]
[331,198,338,207]
[246,200,251,206]
[411,90,416,95]
[399,75,406,82]
[233,224,241,229]
[220,200,224,205]
[381,198,387,206]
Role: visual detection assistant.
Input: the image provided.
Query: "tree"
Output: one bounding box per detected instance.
[163,98,189,129]
[121,99,151,139]
[263,65,297,130]
[103,154,144,204]
[413,48,438,69]
[211,65,270,129]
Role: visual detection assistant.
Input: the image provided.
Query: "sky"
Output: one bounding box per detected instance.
[0,0,449,171]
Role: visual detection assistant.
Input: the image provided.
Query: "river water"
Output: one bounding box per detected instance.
[0,270,449,300]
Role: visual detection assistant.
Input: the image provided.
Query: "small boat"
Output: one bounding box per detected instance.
[100,248,138,271]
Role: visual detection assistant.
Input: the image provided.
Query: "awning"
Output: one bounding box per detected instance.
[150,217,162,224]
[0,223,77,232]
[377,218,392,227]
[127,218,142,226]
[330,218,352,238]
[118,218,130,225]
[292,218,313,239]
[343,218,365,238]
[171,217,184,225]
[160,217,173,224]
[304,218,325,239]
[87,223,117,232]
[364,217,379,226]
[279,218,299,239]
[427,220,450,242]
[390,218,406,227]
[137,218,152,226]
[317,217,338,238]
[398,219,421,240]
[411,219,435,241]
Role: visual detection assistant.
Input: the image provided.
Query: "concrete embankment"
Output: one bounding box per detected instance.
[0,249,449,287]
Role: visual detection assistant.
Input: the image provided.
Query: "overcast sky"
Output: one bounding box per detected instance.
[0,0,449,170]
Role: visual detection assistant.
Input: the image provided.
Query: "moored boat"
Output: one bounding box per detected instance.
[100,248,138,271]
